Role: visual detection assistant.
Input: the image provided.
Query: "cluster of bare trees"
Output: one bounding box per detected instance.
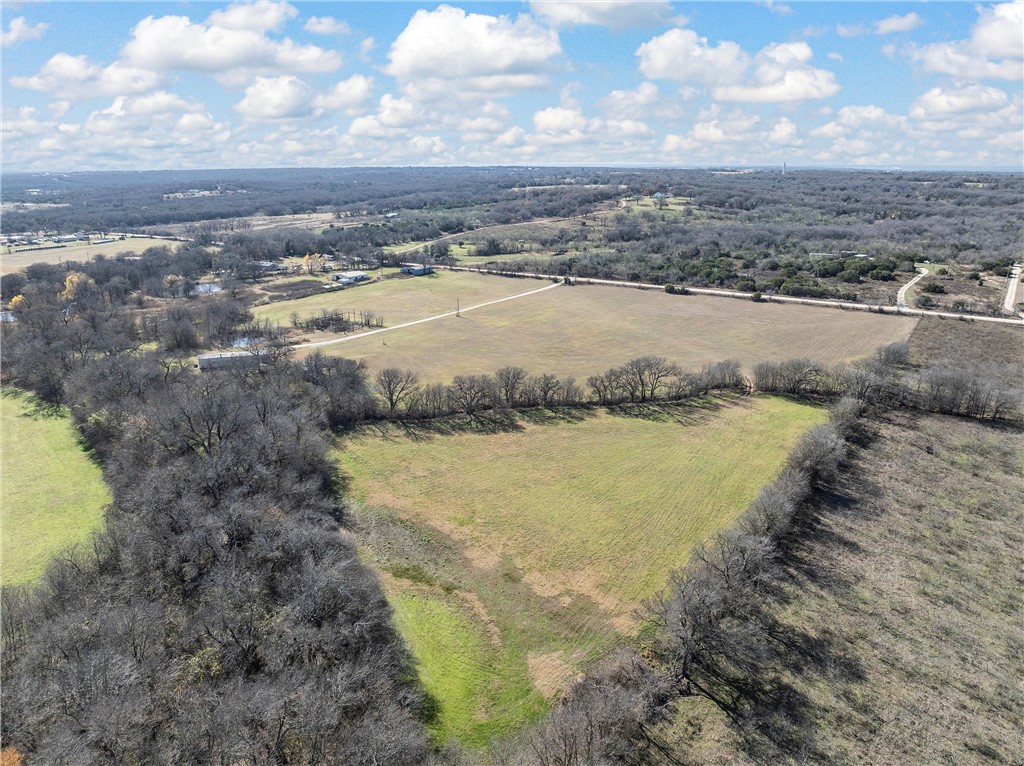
[365,359,749,421]
[750,342,1018,421]
[1,261,432,762]
[291,309,383,334]
[371,366,586,419]
[588,357,744,404]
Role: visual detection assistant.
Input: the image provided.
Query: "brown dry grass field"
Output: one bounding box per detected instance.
[2,237,180,274]
[653,411,1024,765]
[307,273,919,380]
[909,316,1023,390]
[253,270,537,330]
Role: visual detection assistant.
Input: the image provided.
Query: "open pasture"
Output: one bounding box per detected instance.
[342,397,826,744]
[314,273,919,381]
[1,389,109,585]
[2,237,179,274]
[253,270,541,328]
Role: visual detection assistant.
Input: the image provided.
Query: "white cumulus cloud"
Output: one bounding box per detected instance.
[599,82,661,118]
[121,10,340,81]
[637,28,749,86]
[385,5,563,100]
[207,1,297,32]
[714,41,839,102]
[313,75,374,114]
[529,1,673,29]
[910,83,1011,119]
[912,1,1023,80]
[10,53,162,98]
[235,76,314,120]
[875,13,923,35]
[305,16,350,35]
[2,16,48,47]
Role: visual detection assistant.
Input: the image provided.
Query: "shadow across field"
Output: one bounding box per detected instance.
[347,396,756,444]
[606,393,750,426]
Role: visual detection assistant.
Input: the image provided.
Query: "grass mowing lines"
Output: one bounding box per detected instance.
[342,396,827,747]
[346,398,826,614]
[389,584,547,748]
[1,388,110,585]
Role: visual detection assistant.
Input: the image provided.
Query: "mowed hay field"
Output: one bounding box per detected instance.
[2,237,179,274]
[252,270,539,328]
[1,389,110,585]
[341,396,827,746]
[309,273,919,380]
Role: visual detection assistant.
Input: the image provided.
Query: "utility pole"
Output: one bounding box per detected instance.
[456,297,461,317]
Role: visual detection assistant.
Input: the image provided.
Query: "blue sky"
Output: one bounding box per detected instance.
[2,1,1022,170]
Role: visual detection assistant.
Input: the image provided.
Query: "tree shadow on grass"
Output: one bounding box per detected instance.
[1,386,66,420]
[344,406,592,443]
[606,394,750,427]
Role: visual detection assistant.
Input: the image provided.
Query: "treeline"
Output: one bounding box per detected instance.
[751,349,1018,420]
[350,357,748,421]
[1,362,431,760]
[1,167,625,234]
[358,348,1016,424]
[0,244,215,303]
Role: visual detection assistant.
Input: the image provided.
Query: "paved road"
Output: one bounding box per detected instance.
[294,280,562,350]
[446,266,1024,327]
[897,266,929,308]
[1003,263,1022,314]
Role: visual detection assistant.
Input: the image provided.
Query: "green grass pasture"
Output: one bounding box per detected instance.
[1,389,110,585]
[342,396,827,745]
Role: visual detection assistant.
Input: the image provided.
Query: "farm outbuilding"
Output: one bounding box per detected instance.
[400,264,434,276]
[340,270,370,281]
[197,352,261,371]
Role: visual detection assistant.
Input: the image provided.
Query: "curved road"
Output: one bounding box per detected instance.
[896,266,929,308]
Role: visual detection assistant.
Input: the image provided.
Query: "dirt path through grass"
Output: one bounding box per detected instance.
[295,280,562,350]
[1002,263,1022,314]
[897,266,928,307]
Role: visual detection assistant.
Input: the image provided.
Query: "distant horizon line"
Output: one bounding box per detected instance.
[4,163,1024,177]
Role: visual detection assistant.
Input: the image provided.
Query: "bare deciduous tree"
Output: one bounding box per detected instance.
[374,368,420,417]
